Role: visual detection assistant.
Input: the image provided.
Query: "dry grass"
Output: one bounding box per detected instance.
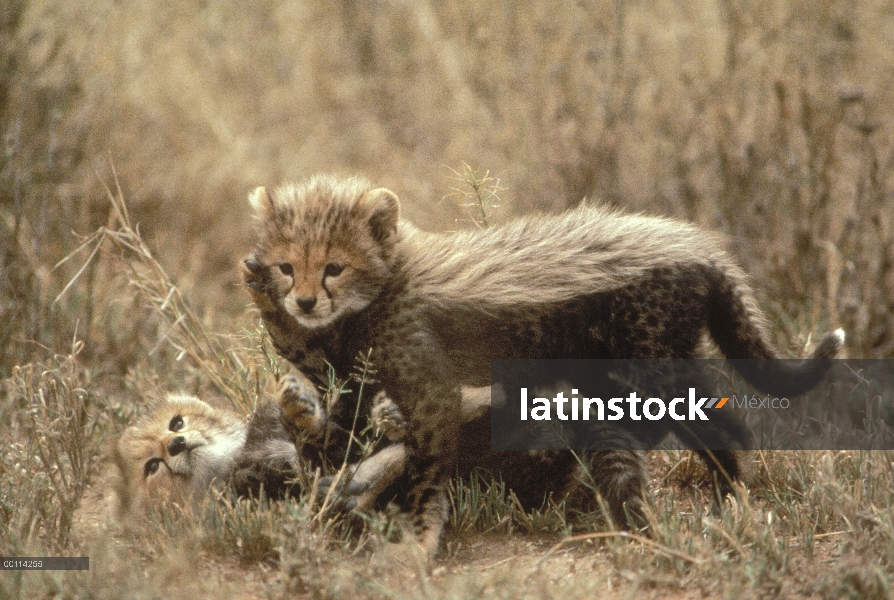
[3,0,894,597]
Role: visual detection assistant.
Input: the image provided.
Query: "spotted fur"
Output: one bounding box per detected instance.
[242,174,844,555]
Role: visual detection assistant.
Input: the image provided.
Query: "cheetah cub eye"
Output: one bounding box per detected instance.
[324,263,344,277]
[168,415,184,432]
[279,263,294,276]
[144,457,162,478]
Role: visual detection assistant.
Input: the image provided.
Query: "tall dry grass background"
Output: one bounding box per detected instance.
[2,0,894,598]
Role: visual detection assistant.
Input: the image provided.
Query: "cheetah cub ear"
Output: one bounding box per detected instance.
[356,187,400,243]
[249,186,275,220]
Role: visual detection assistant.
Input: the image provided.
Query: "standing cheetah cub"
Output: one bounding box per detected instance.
[242,174,844,555]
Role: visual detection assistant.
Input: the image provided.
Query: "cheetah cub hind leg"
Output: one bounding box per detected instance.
[230,376,331,501]
[279,372,363,468]
[317,391,410,512]
[277,378,409,513]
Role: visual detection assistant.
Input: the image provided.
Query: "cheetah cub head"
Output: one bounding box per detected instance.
[244,175,400,330]
[114,394,247,513]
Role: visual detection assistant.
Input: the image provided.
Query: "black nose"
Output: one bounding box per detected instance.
[296,297,317,312]
[168,435,187,456]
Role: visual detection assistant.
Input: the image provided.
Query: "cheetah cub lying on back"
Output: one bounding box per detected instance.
[114,375,394,514]
[114,376,602,545]
[115,376,493,516]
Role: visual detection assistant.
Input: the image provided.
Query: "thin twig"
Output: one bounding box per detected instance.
[538,531,705,568]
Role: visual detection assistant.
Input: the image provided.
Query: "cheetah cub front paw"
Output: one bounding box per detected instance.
[371,391,408,443]
[279,373,326,440]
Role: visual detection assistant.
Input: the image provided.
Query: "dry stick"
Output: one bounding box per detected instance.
[52,230,104,304]
[536,531,705,570]
[660,455,688,483]
[703,518,760,560]
[481,556,517,571]
[314,463,350,523]
[479,515,511,537]
[788,530,848,545]
[305,469,322,514]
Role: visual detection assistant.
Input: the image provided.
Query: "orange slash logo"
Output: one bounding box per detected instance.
[706,397,729,409]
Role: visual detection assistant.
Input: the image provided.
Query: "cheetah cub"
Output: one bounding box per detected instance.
[242,174,844,554]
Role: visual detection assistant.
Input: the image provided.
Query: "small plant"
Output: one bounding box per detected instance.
[1,340,99,551]
[448,471,568,536]
[444,163,505,229]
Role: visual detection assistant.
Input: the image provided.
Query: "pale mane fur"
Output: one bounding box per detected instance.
[399,204,752,309]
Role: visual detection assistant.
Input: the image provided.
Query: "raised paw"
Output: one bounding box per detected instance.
[279,373,326,439]
[371,391,408,443]
[242,256,282,314]
[242,256,265,290]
